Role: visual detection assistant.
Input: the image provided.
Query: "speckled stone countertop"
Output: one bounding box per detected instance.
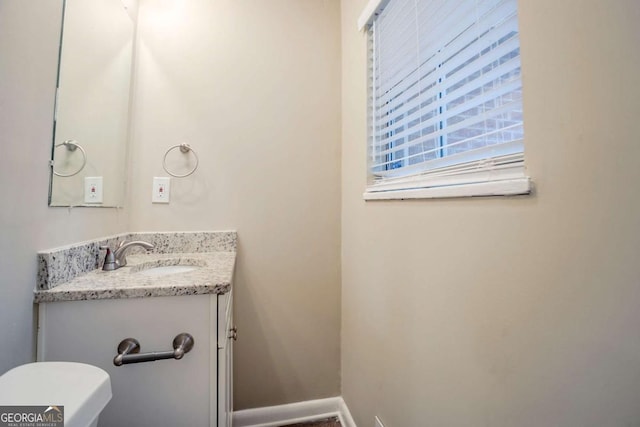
[34,252,235,303]
[34,231,236,303]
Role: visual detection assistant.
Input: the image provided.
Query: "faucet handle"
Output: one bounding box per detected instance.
[113,240,155,269]
[100,246,116,271]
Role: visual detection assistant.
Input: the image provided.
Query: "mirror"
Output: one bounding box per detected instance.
[49,0,137,207]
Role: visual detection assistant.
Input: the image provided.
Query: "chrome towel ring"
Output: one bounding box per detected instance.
[162,143,199,178]
[52,140,87,177]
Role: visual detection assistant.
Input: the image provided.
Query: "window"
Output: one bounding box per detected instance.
[359,0,530,199]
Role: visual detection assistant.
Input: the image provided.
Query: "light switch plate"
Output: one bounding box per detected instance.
[152,177,170,203]
[84,177,103,204]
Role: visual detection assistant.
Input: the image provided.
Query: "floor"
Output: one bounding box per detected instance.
[280,416,341,427]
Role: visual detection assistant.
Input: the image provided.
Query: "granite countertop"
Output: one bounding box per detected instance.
[34,251,236,303]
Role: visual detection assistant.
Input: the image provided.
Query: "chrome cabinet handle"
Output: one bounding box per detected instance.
[113,333,195,366]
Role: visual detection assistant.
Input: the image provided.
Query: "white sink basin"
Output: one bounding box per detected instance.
[137,265,200,277]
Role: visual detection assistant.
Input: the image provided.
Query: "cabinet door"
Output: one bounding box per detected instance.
[39,295,215,427]
[217,291,233,427]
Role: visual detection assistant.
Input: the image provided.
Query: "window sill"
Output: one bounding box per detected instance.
[363,177,531,200]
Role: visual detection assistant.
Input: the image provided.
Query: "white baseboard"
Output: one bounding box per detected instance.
[338,398,356,427]
[233,396,356,427]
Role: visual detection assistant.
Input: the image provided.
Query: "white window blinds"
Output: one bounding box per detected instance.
[363,0,529,197]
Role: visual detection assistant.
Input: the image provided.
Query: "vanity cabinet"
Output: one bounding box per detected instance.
[37,291,233,427]
[217,290,234,427]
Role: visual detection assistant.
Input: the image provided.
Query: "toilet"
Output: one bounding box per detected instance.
[0,362,111,427]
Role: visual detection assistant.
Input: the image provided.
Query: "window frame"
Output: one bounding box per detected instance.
[360,0,531,200]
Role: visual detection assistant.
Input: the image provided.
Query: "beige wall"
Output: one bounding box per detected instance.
[127,0,342,409]
[341,0,640,426]
[0,0,128,374]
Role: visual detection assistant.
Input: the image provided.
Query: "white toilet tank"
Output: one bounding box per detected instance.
[0,362,112,427]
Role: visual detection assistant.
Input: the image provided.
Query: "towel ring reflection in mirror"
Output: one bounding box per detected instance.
[52,140,87,177]
[162,143,199,178]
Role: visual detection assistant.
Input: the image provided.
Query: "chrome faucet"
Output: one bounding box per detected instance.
[100,240,155,271]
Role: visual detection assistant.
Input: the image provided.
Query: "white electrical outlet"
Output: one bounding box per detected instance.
[152,177,170,203]
[84,177,103,204]
[375,416,385,427]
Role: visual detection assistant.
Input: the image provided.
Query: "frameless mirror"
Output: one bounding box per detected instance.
[49,0,137,207]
